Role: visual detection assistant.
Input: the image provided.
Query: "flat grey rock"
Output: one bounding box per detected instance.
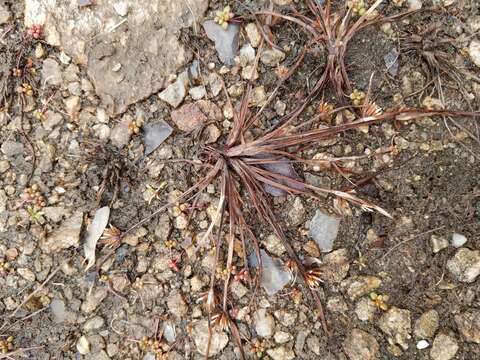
[144,121,173,155]
[308,210,340,252]
[203,20,240,65]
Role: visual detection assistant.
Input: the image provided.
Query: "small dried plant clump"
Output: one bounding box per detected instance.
[214,6,235,29]
[0,336,14,354]
[259,0,386,99]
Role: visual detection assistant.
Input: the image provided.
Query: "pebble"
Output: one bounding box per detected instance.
[40,211,83,252]
[469,39,480,67]
[1,141,24,157]
[167,291,188,318]
[342,275,382,300]
[17,268,36,282]
[378,307,412,350]
[355,297,377,321]
[113,1,128,16]
[416,339,429,349]
[189,85,206,100]
[171,103,207,132]
[288,197,305,226]
[43,111,63,131]
[414,309,439,339]
[321,248,350,283]
[158,71,189,108]
[342,329,379,360]
[84,316,105,332]
[274,100,286,116]
[81,288,107,313]
[446,248,480,283]
[454,310,480,343]
[308,210,340,253]
[207,72,223,96]
[261,48,286,66]
[41,58,62,86]
[249,250,291,296]
[64,96,81,119]
[451,233,467,248]
[0,3,11,24]
[273,0,293,5]
[407,0,422,10]
[245,23,261,47]
[267,347,295,360]
[430,334,458,360]
[50,299,66,323]
[0,160,10,173]
[264,234,285,256]
[274,331,292,344]
[274,310,297,327]
[228,83,245,98]
[204,124,221,144]
[203,20,240,65]
[254,309,275,338]
[76,335,90,355]
[249,86,267,107]
[143,121,173,156]
[238,44,256,67]
[430,235,449,253]
[306,336,321,355]
[35,43,45,58]
[192,320,228,356]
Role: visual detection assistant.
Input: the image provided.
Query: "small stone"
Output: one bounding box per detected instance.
[446,248,480,283]
[469,39,480,67]
[0,4,11,24]
[77,336,90,355]
[378,307,412,350]
[274,331,292,344]
[81,288,107,313]
[113,1,128,16]
[5,248,18,260]
[249,250,291,296]
[306,336,321,355]
[261,48,286,66]
[204,124,221,144]
[407,0,422,11]
[143,121,173,156]
[59,52,71,65]
[274,100,286,116]
[343,329,379,360]
[266,346,295,360]
[451,233,467,248]
[321,248,350,283]
[238,44,256,67]
[241,65,258,80]
[84,316,105,332]
[207,73,223,96]
[264,234,285,256]
[254,309,275,338]
[192,320,228,356]
[40,211,83,252]
[174,214,188,230]
[342,276,382,300]
[308,210,340,253]
[288,198,305,226]
[17,268,36,282]
[430,334,458,360]
[64,96,81,119]
[414,310,439,339]
[274,310,297,327]
[245,23,261,47]
[122,226,147,247]
[454,310,480,343]
[158,72,189,108]
[35,43,45,59]
[41,58,62,86]
[272,0,293,5]
[431,235,449,253]
[167,291,188,318]
[50,299,66,323]
[249,86,267,107]
[189,86,206,100]
[203,20,240,65]
[355,297,377,321]
[43,111,63,131]
[1,141,24,157]
[230,281,248,299]
[171,103,207,132]
[416,340,429,349]
[228,83,245,98]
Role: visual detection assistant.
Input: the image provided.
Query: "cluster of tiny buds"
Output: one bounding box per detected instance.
[27,24,43,39]
[0,336,14,354]
[20,184,46,207]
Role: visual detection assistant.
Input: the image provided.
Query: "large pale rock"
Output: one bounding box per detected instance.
[25,0,208,115]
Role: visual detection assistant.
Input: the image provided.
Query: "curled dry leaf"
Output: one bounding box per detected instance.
[83,206,110,271]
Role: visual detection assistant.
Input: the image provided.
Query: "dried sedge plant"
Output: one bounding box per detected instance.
[120,54,478,357]
[258,0,388,100]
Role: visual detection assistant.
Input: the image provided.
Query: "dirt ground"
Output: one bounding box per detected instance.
[0,0,479,359]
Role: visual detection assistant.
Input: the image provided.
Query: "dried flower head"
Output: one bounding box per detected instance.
[214,6,234,29]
